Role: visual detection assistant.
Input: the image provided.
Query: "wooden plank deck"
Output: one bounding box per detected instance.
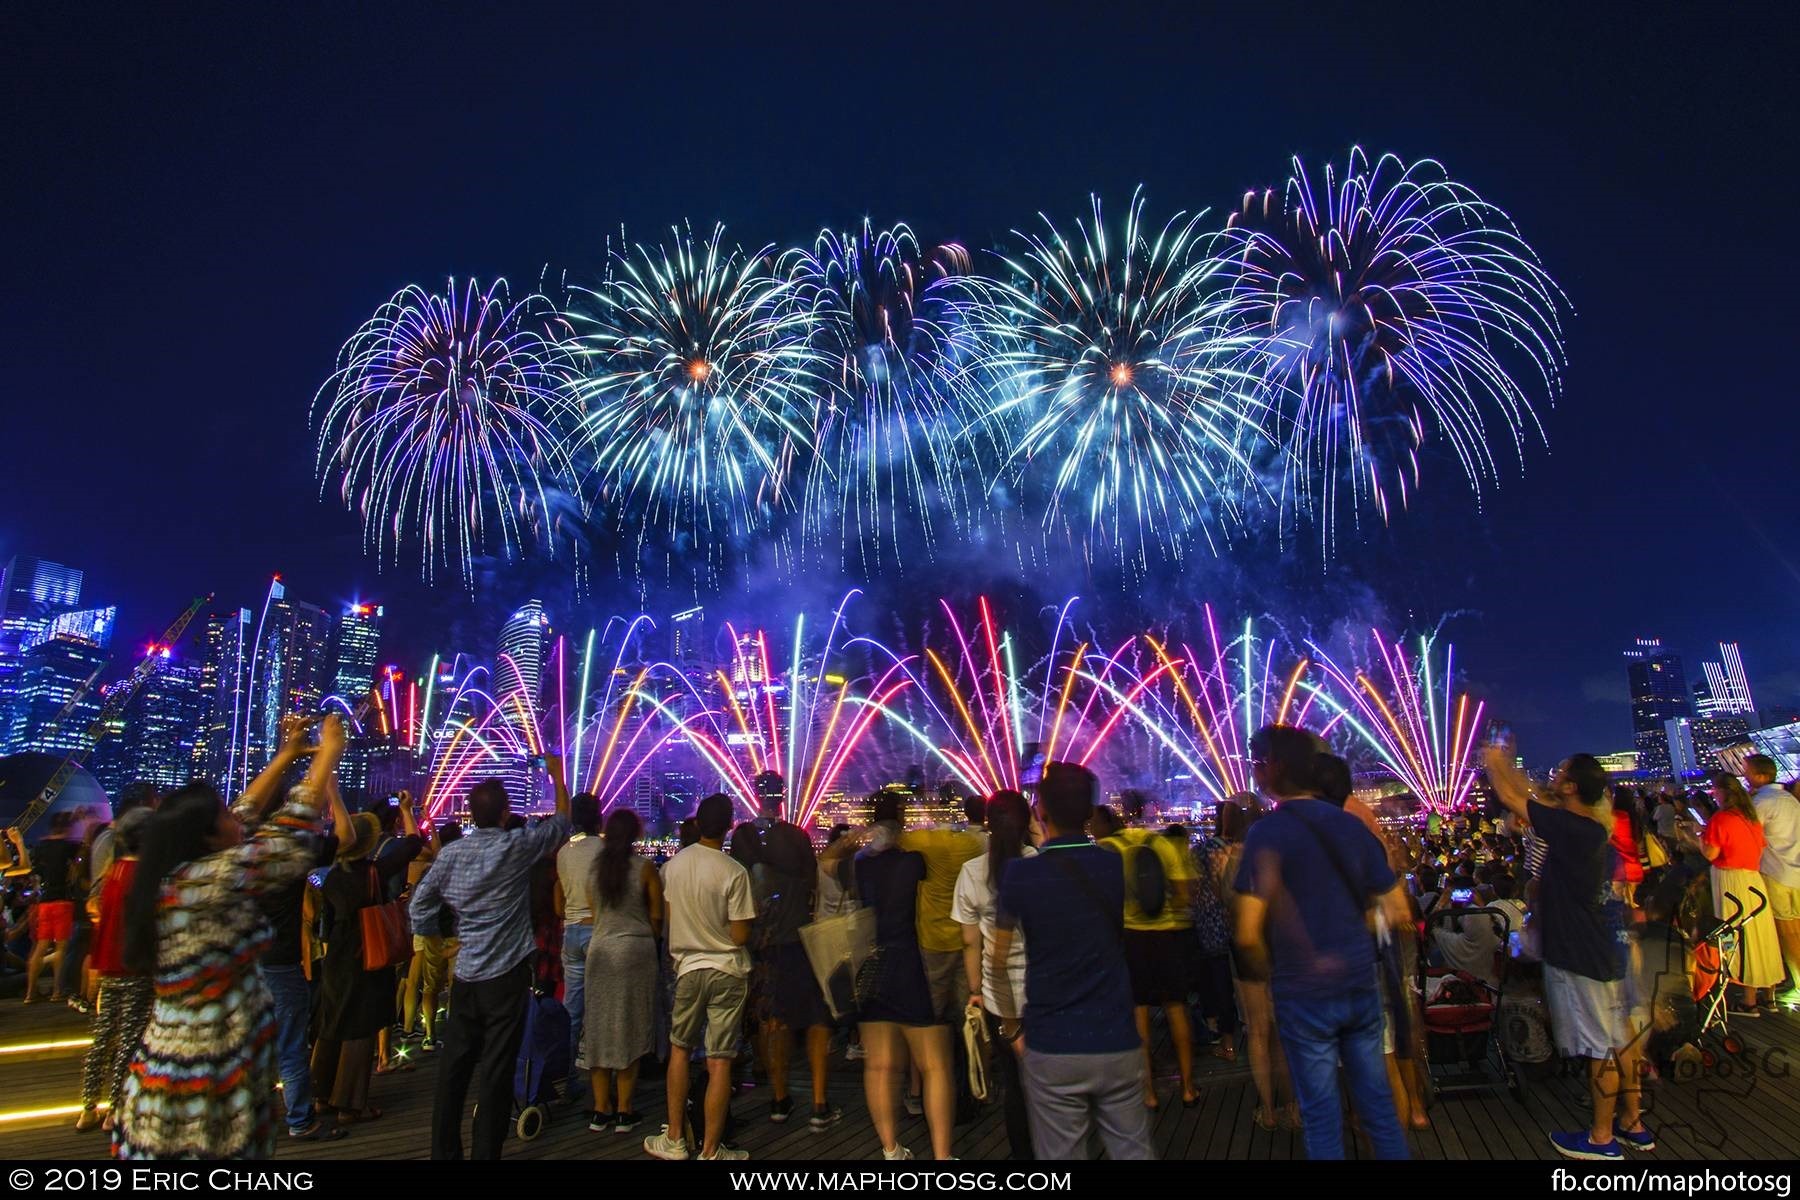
[3,998,1796,1161]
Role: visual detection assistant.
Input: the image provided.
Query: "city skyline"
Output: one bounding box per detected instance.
[4,6,1797,770]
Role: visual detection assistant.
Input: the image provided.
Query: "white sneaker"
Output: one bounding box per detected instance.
[883,1144,914,1160]
[644,1126,690,1160]
[845,1043,866,1061]
[699,1146,749,1160]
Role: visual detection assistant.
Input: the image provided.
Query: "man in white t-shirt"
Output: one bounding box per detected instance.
[1745,755,1800,998]
[644,794,755,1162]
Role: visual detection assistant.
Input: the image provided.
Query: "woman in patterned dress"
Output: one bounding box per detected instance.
[114,714,343,1160]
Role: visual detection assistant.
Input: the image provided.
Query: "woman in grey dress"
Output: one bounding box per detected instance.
[582,808,664,1134]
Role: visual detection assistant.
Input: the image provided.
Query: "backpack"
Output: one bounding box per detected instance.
[1130,841,1168,919]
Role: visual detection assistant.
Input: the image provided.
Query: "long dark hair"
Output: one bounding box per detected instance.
[594,808,643,909]
[985,790,1030,891]
[123,783,226,976]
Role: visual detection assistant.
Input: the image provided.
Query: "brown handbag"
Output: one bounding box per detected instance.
[359,863,412,971]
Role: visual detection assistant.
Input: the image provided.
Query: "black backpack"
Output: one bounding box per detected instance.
[1131,841,1168,919]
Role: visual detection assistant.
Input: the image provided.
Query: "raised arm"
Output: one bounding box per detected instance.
[1482,743,1535,821]
[546,753,570,820]
[399,790,419,838]
[2,829,29,879]
[235,714,318,822]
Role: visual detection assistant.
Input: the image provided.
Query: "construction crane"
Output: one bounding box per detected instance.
[4,594,212,837]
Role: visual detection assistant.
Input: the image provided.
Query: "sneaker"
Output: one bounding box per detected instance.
[903,1093,924,1116]
[419,1037,441,1053]
[845,1043,866,1061]
[644,1126,690,1160]
[1551,1130,1623,1161]
[1727,1000,1762,1019]
[589,1111,616,1132]
[1614,1121,1656,1152]
[614,1110,644,1133]
[699,1146,749,1161]
[883,1144,915,1160]
[809,1104,843,1131]
[769,1096,794,1124]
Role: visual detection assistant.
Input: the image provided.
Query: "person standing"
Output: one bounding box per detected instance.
[643,793,755,1162]
[312,804,422,1123]
[410,758,571,1160]
[1745,755,1800,1002]
[1486,742,1650,1160]
[1098,791,1200,1109]
[898,795,986,1117]
[990,763,1153,1161]
[115,714,340,1159]
[73,808,153,1133]
[400,822,462,1050]
[952,789,1035,1159]
[22,810,79,1005]
[583,807,664,1134]
[1233,726,1411,1161]
[1678,773,1783,1013]
[555,792,604,1098]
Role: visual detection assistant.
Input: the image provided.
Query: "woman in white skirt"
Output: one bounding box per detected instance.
[1679,774,1784,1014]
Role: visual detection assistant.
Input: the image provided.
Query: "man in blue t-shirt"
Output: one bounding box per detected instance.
[1232,726,1411,1161]
[991,763,1153,1160]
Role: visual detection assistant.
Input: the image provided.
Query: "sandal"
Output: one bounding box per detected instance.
[1210,1043,1238,1062]
[373,1060,413,1075]
[1254,1104,1279,1132]
[289,1119,349,1142]
[334,1106,382,1124]
[74,1108,102,1132]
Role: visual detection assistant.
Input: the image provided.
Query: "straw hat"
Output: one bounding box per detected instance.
[336,811,381,863]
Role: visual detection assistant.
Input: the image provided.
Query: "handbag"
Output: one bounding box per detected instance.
[359,863,412,971]
[962,1002,992,1101]
[798,906,877,1021]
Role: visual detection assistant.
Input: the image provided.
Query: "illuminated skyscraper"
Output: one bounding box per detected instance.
[244,580,333,782]
[1624,638,1690,779]
[1697,642,1757,722]
[670,606,705,667]
[115,647,208,791]
[5,631,111,756]
[330,603,385,796]
[496,600,550,813]
[196,608,253,788]
[0,556,85,752]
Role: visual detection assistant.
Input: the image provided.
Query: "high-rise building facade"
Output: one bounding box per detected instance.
[496,601,550,814]
[0,556,86,752]
[114,648,208,791]
[245,581,333,782]
[5,632,112,756]
[195,608,253,789]
[1697,642,1757,723]
[1625,638,1690,779]
[330,603,384,797]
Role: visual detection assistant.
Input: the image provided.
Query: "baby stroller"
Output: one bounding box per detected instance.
[1692,886,1767,1064]
[512,980,571,1140]
[1421,906,1528,1101]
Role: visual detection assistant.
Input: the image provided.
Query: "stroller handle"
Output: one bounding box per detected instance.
[1721,889,1744,923]
[1744,887,1768,922]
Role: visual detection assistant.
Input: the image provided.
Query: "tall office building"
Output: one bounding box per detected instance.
[245,580,333,781]
[114,648,208,791]
[195,608,253,788]
[670,606,705,668]
[5,631,112,756]
[496,601,550,813]
[1624,638,1690,779]
[330,603,384,796]
[0,556,86,751]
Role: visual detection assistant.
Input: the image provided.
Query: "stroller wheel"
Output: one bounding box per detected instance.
[1722,1034,1745,1056]
[517,1105,547,1141]
[1701,1048,1718,1069]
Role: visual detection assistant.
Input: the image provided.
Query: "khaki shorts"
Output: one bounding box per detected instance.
[1766,878,1800,923]
[671,968,748,1058]
[922,948,962,1022]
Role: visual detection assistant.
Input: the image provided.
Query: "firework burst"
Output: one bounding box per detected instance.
[568,224,826,565]
[1218,148,1569,547]
[783,223,987,569]
[312,278,582,588]
[960,188,1268,568]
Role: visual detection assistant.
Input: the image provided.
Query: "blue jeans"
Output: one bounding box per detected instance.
[262,963,315,1130]
[1274,983,1409,1160]
[562,924,592,1092]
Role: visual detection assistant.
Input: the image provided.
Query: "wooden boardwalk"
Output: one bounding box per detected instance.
[3,998,1796,1161]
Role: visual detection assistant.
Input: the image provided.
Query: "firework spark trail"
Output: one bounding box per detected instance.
[1218,149,1569,552]
[1307,629,1486,813]
[782,223,987,571]
[958,188,1271,570]
[567,223,827,569]
[312,278,582,588]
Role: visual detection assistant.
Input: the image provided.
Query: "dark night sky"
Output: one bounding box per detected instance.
[4,3,1796,763]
